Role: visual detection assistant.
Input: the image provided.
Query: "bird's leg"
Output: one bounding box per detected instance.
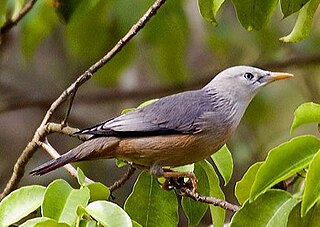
[150,164,198,193]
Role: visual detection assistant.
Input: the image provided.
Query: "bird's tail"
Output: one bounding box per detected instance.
[30,154,74,175]
[30,137,119,175]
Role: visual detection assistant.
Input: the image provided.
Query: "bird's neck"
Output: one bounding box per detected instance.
[203,87,252,128]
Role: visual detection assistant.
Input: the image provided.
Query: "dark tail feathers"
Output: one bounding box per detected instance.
[30,155,74,176]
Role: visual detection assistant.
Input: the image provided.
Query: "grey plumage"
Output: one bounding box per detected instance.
[30,66,293,175]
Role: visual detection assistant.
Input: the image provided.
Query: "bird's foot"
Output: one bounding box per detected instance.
[162,176,197,193]
[150,164,198,193]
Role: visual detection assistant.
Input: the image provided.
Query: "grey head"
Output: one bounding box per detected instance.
[203,65,293,107]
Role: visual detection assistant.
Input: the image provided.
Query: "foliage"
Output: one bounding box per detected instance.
[1,101,319,226]
[231,102,320,225]
[1,0,320,226]
[0,0,319,86]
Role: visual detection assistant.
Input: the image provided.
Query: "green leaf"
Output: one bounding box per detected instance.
[42,179,90,226]
[302,149,320,216]
[172,163,194,173]
[79,219,97,227]
[230,190,298,227]
[20,217,69,227]
[281,0,311,17]
[250,135,320,201]
[121,108,136,115]
[77,167,86,186]
[124,172,178,227]
[231,0,278,30]
[137,99,159,108]
[181,163,209,226]
[235,162,263,205]
[211,144,233,185]
[198,0,225,25]
[20,217,51,227]
[132,220,142,227]
[87,182,110,202]
[199,160,226,227]
[21,0,59,59]
[34,220,70,227]
[288,202,320,227]
[280,0,320,42]
[290,102,320,133]
[120,99,159,115]
[85,201,132,227]
[0,185,45,227]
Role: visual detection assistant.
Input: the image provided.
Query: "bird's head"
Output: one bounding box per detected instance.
[204,65,294,104]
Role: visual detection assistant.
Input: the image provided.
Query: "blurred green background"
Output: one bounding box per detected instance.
[0,0,320,225]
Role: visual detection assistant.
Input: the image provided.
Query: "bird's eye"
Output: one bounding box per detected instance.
[243,72,254,81]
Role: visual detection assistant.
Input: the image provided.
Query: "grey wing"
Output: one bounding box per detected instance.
[77,90,214,137]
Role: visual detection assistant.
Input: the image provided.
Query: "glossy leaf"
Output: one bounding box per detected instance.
[21,1,58,59]
[232,0,278,30]
[230,190,298,227]
[199,160,226,227]
[250,135,320,201]
[77,167,86,186]
[85,201,132,227]
[287,202,320,227]
[181,163,209,226]
[87,182,110,202]
[42,179,90,226]
[291,102,320,133]
[20,217,69,227]
[132,220,142,227]
[280,0,320,42]
[302,149,320,216]
[78,220,97,227]
[20,217,51,227]
[124,172,178,227]
[235,162,263,205]
[281,0,311,17]
[0,185,45,227]
[211,144,233,185]
[137,99,159,109]
[172,163,194,173]
[198,0,225,25]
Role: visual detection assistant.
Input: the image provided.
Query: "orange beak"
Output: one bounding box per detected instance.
[267,72,294,82]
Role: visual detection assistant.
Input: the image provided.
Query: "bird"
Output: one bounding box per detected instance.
[31,66,293,191]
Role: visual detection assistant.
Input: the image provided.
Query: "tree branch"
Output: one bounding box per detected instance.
[109,165,136,192]
[0,0,167,201]
[0,0,38,36]
[177,188,240,212]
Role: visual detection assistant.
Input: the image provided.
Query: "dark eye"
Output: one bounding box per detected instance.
[243,72,254,81]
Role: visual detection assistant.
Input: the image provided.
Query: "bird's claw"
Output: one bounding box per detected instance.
[161,176,197,193]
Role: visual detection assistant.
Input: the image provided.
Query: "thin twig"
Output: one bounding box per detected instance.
[109,165,136,192]
[0,0,38,35]
[0,0,167,201]
[61,75,84,126]
[45,122,90,141]
[178,188,240,212]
